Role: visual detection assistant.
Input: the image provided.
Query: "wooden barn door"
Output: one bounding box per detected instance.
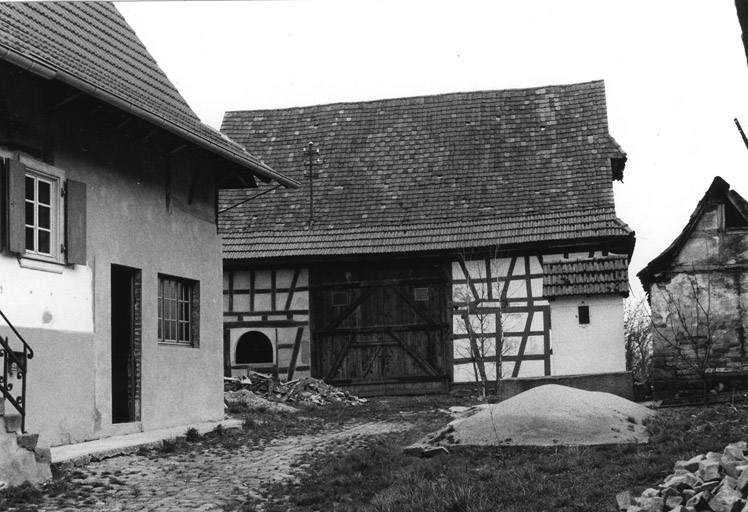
[311,262,450,395]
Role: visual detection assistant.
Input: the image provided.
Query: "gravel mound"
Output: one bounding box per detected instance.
[415,384,654,449]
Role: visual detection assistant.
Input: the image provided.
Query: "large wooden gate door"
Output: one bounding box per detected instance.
[311,263,450,395]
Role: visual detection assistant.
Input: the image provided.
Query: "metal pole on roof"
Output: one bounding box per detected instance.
[303,142,321,229]
[735,118,748,152]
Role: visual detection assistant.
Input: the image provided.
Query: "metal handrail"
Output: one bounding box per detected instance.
[0,309,32,433]
[0,309,33,359]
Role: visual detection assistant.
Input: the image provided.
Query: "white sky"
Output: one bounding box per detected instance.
[117,1,748,299]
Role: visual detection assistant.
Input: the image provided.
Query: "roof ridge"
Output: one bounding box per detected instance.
[223,79,607,117]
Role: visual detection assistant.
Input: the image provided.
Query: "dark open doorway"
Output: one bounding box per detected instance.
[111,265,141,424]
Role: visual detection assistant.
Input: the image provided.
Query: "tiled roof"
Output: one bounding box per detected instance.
[220,80,631,257]
[0,2,296,187]
[543,255,629,297]
[638,176,748,291]
[224,209,633,260]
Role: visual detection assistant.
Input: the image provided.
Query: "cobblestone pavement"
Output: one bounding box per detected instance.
[35,420,411,511]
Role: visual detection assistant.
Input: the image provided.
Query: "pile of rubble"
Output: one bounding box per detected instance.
[224,372,367,406]
[617,441,748,511]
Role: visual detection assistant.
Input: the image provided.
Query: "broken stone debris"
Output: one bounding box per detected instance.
[618,441,748,512]
[224,372,367,407]
[224,389,298,414]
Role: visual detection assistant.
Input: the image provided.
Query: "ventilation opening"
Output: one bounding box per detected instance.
[235,331,273,364]
[725,201,748,229]
[578,305,590,325]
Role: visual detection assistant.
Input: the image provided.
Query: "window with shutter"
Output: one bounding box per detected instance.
[2,155,87,267]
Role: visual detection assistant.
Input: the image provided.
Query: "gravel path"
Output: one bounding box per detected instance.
[34,420,411,511]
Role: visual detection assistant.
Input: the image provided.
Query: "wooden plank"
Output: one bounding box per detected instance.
[7,159,25,254]
[314,276,447,290]
[321,287,376,332]
[454,354,546,365]
[511,308,534,378]
[63,188,88,268]
[387,329,438,377]
[223,329,232,377]
[227,271,234,312]
[325,333,356,381]
[458,259,480,300]
[223,320,308,328]
[284,269,300,311]
[359,346,383,379]
[345,340,399,348]
[286,326,304,381]
[387,285,439,325]
[317,323,448,336]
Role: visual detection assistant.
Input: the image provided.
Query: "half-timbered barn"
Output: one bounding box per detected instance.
[220,80,635,396]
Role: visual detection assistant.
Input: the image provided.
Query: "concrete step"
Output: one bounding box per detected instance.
[3,414,21,434]
[0,423,50,485]
[16,433,38,451]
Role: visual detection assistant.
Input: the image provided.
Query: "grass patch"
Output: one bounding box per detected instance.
[185,427,201,442]
[239,401,748,512]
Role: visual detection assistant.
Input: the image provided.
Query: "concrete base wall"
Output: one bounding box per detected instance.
[0,327,96,447]
[451,371,634,401]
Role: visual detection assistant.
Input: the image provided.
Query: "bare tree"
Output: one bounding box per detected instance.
[650,272,724,402]
[624,297,652,380]
[453,255,510,397]
[624,296,652,399]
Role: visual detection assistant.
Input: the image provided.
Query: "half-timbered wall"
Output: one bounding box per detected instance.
[452,256,549,382]
[223,268,311,380]
[452,252,626,383]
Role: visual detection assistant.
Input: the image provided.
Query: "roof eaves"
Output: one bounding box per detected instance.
[0,42,299,189]
[638,176,729,290]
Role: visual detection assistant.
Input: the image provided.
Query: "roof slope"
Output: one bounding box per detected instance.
[638,176,748,290]
[220,80,632,259]
[0,2,296,187]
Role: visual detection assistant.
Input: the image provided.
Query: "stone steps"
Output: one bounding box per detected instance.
[0,413,51,487]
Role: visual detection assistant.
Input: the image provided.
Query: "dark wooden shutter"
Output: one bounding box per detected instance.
[7,159,26,255]
[65,179,86,265]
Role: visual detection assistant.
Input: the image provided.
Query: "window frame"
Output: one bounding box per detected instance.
[20,159,65,265]
[157,274,200,348]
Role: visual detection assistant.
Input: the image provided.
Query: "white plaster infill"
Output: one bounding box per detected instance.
[50,418,242,465]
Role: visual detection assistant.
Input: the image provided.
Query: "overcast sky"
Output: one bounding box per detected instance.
[117,1,748,299]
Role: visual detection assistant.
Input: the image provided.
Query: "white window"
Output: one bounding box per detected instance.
[24,171,59,259]
[158,274,199,347]
[1,153,87,269]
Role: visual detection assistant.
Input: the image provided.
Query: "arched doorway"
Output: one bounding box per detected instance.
[235,331,273,364]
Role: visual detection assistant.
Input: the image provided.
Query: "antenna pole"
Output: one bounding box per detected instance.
[303,142,321,229]
[735,118,748,151]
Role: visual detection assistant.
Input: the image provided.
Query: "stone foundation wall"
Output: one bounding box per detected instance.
[650,271,748,400]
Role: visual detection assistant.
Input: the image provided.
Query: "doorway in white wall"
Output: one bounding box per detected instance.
[111,265,141,424]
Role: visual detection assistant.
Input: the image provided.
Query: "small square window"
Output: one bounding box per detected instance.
[578,305,590,325]
[414,287,430,301]
[332,292,349,307]
[158,275,199,347]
